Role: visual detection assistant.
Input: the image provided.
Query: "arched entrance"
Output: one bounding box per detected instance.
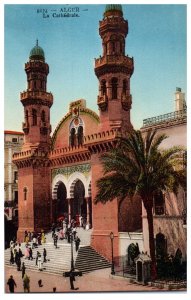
[52,180,68,223]
[57,182,67,218]
[71,180,86,224]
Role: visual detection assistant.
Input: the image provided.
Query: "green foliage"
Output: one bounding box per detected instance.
[157,249,186,281]
[95,129,186,210]
[127,243,140,264]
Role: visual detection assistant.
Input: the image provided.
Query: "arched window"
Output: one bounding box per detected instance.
[154,191,165,215]
[32,109,37,126]
[111,78,118,99]
[69,117,84,147]
[122,79,127,95]
[41,110,46,122]
[70,128,76,147]
[156,231,167,259]
[112,41,115,52]
[25,110,29,123]
[101,79,106,96]
[78,126,83,146]
[23,187,28,201]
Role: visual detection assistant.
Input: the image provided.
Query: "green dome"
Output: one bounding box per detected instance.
[105,4,123,13]
[29,40,45,61]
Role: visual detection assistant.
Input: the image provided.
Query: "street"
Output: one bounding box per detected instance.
[5,265,180,293]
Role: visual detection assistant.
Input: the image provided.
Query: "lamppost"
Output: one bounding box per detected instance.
[110,231,115,275]
[70,231,74,270]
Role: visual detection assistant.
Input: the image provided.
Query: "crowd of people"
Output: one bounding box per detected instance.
[7,217,85,292]
[52,218,81,252]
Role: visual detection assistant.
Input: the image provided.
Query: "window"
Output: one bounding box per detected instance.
[122,79,127,95]
[12,138,17,143]
[101,80,106,96]
[25,110,29,124]
[111,78,118,99]
[23,187,28,201]
[69,117,84,147]
[41,110,46,123]
[70,128,76,147]
[156,231,167,259]
[154,191,165,215]
[78,126,83,146]
[32,109,37,125]
[14,191,18,205]
[112,41,115,52]
[14,171,18,183]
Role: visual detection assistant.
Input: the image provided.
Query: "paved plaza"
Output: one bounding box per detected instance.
[5,265,186,294]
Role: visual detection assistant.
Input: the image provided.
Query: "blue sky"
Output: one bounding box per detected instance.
[4,3,187,132]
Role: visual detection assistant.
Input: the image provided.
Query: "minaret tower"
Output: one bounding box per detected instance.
[14,41,53,240]
[94,5,134,132]
[21,40,53,151]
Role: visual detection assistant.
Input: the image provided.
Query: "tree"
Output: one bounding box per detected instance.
[94,129,186,280]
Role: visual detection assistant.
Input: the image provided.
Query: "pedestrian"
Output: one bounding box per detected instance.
[69,270,75,290]
[10,249,14,264]
[72,226,77,239]
[35,251,40,266]
[23,273,30,293]
[7,275,17,293]
[32,236,38,248]
[17,256,21,271]
[51,223,56,238]
[15,251,20,269]
[38,279,43,287]
[43,248,47,263]
[75,236,81,252]
[29,247,33,260]
[37,234,42,245]
[21,262,26,278]
[24,246,29,259]
[41,231,46,243]
[54,233,58,248]
[37,253,43,271]
[18,244,23,258]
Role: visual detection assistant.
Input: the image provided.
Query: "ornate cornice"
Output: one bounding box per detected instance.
[51,163,91,180]
[49,145,90,167]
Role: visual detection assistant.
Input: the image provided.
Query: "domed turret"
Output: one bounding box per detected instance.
[29,40,45,61]
[104,4,123,17]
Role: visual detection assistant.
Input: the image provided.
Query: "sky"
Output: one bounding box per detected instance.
[4,3,187,133]
[1,2,190,300]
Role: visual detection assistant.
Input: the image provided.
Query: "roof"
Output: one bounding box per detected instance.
[105,4,123,13]
[4,130,24,135]
[29,40,45,61]
[104,4,123,17]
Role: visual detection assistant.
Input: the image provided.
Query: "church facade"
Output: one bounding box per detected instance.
[13,5,186,262]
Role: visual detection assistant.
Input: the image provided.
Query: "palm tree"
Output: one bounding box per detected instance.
[94,129,186,280]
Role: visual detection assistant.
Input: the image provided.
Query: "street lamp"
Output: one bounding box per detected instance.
[70,231,74,270]
[110,231,115,275]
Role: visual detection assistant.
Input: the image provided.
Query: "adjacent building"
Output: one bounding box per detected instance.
[4,130,24,221]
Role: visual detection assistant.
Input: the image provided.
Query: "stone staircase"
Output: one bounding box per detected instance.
[5,241,77,275]
[5,228,111,275]
[75,246,111,273]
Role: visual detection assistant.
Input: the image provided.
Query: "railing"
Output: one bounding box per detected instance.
[20,90,53,102]
[95,55,133,68]
[143,108,187,127]
[114,256,136,279]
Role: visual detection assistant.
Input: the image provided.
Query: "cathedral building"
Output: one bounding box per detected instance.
[13,5,186,262]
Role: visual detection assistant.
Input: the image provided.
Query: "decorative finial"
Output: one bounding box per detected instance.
[36,39,38,46]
